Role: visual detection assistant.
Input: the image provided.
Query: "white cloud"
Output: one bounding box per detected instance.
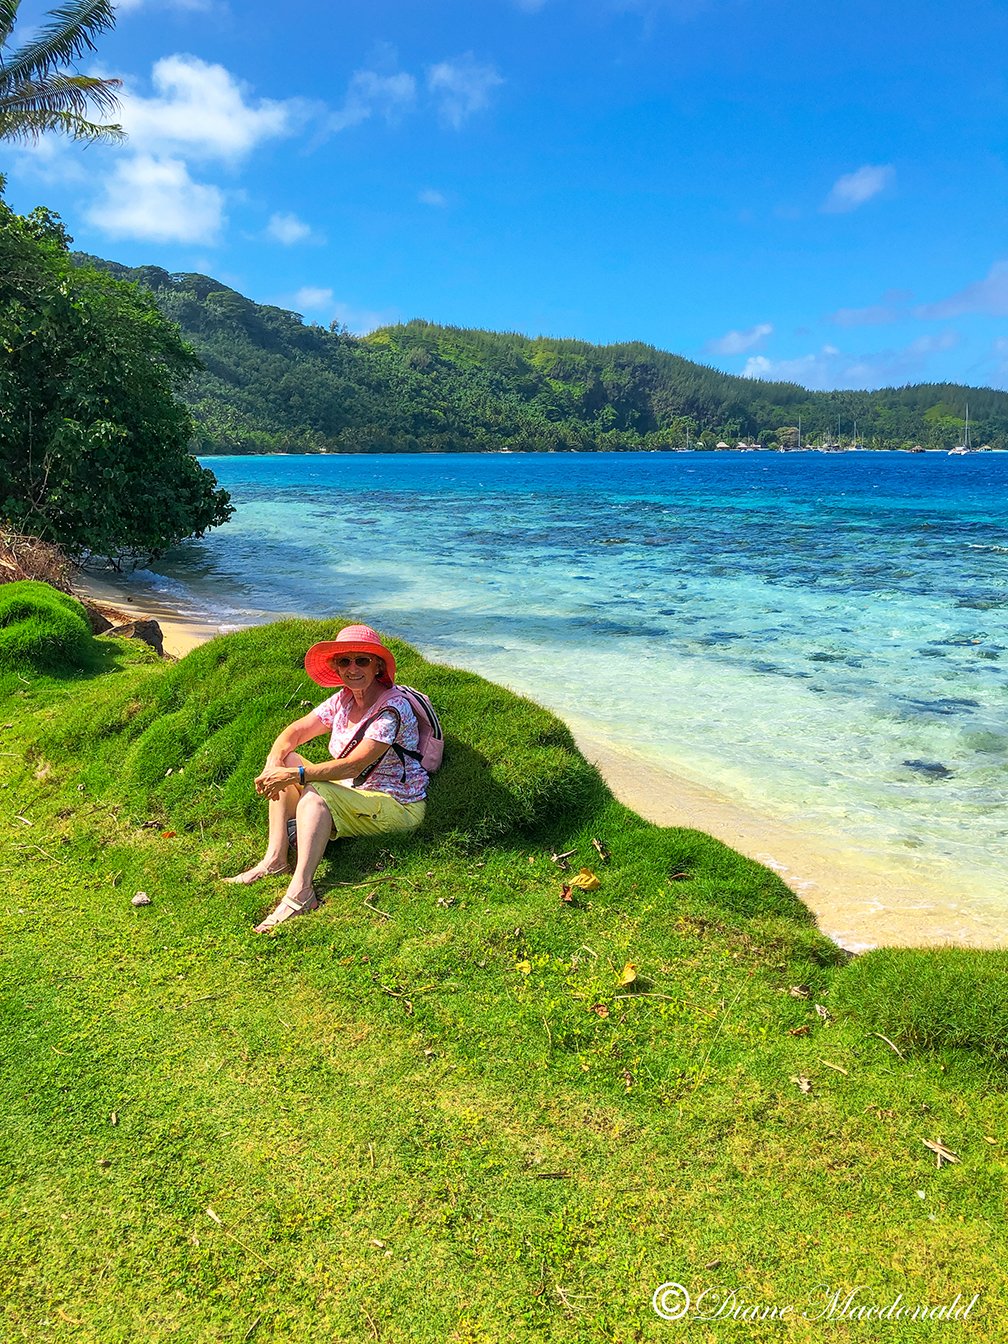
[7,133,89,185]
[118,55,298,161]
[427,55,504,128]
[292,286,334,312]
[418,188,448,207]
[284,290,395,334]
[916,261,1008,319]
[706,322,773,355]
[331,301,396,335]
[267,212,314,245]
[329,70,417,133]
[86,154,224,243]
[742,333,959,391]
[741,350,845,387]
[821,164,894,214]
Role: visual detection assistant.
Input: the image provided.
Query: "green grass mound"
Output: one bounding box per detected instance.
[43,619,609,851]
[0,579,95,675]
[833,946,1008,1063]
[5,603,1008,1341]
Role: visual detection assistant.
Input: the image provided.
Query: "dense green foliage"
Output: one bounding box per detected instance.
[3,583,1007,1339]
[77,254,1008,454]
[0,0,122,145]
[0,197,232,559]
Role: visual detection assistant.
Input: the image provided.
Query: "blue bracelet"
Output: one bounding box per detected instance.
[298,765,305,785]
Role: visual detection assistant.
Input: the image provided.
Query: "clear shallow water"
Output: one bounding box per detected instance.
[138,452,1007,900]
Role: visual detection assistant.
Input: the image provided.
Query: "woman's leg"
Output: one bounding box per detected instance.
[252,788,333,932]
[223,751,306,884]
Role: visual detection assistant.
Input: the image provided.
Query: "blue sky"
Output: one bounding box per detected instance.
[6,0,1008,390]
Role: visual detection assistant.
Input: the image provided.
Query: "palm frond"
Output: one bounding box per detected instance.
[1,71,122,120]
[1,0,117,87]
[0,104,123,143]
[0,0,20,51]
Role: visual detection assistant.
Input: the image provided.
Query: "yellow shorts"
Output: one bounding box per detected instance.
[311,781,426,840]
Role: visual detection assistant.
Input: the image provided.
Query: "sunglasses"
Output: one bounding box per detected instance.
[334,655,375,669]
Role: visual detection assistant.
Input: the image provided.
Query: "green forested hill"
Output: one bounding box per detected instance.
[74,254,1008,453]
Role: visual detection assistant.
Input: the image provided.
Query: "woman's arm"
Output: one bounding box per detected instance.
[264,710,327,766]
[254,711,328,797]
[256,733,390,800]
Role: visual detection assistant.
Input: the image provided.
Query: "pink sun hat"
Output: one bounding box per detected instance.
[304,624,396,688]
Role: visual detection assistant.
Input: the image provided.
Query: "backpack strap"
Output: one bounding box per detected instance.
[337,701,415,786]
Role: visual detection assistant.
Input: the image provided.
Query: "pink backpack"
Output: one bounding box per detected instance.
[337,685,444,784]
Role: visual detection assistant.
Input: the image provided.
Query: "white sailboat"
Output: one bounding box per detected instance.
[949,404,972,455]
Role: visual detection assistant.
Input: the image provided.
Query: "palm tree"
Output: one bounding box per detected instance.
[0,0,123,144]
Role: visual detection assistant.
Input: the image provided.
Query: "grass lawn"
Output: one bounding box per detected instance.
[1,583,1006,1342]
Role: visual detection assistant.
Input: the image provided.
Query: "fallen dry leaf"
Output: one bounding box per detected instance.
[591,838,610,863]
[570,867,601,892]
[160,830,177,839]
[618,961,637,987]
[131,892,151,907]
[560,884,574,903]
[590,1003,610,1018]
[791,1075,813,1094]
[814,1003,832,1022]
[788,1025,810,1037]
[789,986,811,999]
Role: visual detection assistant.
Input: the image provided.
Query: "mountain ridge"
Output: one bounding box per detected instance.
[72,253,1008,453]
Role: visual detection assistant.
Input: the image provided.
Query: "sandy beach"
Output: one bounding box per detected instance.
[76,569,1007,954]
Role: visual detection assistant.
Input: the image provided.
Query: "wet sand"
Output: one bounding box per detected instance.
[75,569,1006,954]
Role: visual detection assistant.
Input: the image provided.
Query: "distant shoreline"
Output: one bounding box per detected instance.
[76,567,1008,956]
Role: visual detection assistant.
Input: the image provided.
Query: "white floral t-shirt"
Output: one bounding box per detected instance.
[313,688,428,804]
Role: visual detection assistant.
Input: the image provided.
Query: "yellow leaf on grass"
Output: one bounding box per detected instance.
[619,961,637,986]
[516,960,532,975]
[570,867,601,891]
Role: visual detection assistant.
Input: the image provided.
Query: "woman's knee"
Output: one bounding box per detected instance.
[296,788,331,823]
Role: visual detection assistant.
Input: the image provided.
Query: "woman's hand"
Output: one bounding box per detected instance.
[255,764,300,800]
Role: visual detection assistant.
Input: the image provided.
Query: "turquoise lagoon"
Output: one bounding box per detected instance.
[131,451,1007,925]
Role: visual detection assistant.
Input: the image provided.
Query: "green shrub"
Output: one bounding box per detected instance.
[834,946,1008,1063]
[0,580,94,674]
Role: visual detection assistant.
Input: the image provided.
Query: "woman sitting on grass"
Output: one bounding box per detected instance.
[224,624,428,932]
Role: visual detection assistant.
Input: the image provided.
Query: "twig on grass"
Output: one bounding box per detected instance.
[871,1031,906,1059]
[542,1016,553,1051]
[819,1059,849,1075]
[26,843,62,864]
[923,1139,960,1167]
[362,1308,380,1340]
[205,1208,275,1270]
[690,979,747,1094]
[281,681,306,711]
[242,1317,261,1343]
[363,891,392,921]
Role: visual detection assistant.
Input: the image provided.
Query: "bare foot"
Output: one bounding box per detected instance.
[222,861,290,885]
[253,891,319,934]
